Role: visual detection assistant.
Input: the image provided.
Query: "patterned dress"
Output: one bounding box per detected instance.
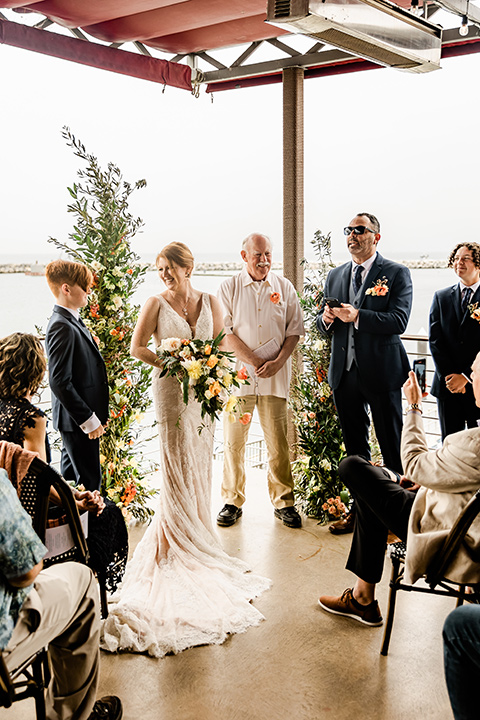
[0,397,128,592]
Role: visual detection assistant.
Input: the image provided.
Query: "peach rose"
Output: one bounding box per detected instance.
[239,412,252,425]
[270,292,281,304]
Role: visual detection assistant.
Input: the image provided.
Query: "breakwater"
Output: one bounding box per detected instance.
[0,259,448,275]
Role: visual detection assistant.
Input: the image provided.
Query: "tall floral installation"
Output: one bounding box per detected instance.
[49,127,157,522]
[290,231,349,523]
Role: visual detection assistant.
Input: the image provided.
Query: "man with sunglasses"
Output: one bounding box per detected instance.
[317,213,413,533]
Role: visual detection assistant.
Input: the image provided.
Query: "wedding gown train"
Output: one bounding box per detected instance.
[101,294,271,658]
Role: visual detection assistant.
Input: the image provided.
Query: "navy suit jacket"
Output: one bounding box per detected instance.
[429,284,480,398]
[45,305,109,433]
[317,253,413,392]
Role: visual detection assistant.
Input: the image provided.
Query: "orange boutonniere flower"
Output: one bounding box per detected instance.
[365,277,389,297]
[270,292,281,305]
[469,302,480,324]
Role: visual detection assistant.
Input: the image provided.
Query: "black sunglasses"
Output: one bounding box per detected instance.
[343,226,376,236]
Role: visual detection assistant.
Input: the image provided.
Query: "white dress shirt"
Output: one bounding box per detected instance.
[218,267,304,398]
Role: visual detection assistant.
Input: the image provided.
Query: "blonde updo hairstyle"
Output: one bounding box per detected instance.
[0,333,47,400]
[156,242,194,282]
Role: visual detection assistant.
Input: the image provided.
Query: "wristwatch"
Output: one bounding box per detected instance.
[407,403,423,414]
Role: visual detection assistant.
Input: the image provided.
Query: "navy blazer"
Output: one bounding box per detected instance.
[429,284,480,398]
[317,253,413,392]
[45,305,109,432]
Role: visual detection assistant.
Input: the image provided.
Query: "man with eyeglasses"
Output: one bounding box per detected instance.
[317,213,413,533]
[429,242,480,440]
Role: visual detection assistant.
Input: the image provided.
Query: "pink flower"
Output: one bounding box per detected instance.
[237,367,249,381]
[270,292,281,304]
[239,412,252,425]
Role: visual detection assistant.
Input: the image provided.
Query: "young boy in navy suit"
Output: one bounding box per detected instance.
[45,260,109,491]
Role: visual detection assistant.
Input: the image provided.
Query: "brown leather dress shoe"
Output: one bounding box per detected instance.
[329,510,355,534]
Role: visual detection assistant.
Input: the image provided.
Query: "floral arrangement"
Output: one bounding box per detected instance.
[290,231,349,522]
[48,128,158,523]
[322,496,348,519]
[365,277,389,296]
[468,302,480,323]
[158,331,251,432]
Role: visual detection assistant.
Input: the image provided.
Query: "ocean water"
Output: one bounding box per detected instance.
[0,266,458,338]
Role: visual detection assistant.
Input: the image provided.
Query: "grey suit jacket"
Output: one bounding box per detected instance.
[402,412,480,584]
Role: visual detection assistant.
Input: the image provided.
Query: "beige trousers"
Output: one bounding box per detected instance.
[222,394,295,509]
[5,562,100,720]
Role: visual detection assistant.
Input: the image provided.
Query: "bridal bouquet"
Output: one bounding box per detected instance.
[157,331,251,432]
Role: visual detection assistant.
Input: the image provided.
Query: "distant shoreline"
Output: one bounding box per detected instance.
[0,259,448,275]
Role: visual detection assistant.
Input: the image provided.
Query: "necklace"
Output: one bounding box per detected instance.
[169,291,189,318]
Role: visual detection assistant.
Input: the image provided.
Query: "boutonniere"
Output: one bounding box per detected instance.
[468,302,480,323]
[365,277,389,297]
[270,292,282,305]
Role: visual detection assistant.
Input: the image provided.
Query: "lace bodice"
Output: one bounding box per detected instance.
[152,292,214,346]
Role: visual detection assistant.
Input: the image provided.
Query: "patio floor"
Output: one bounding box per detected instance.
[7,461,455,720]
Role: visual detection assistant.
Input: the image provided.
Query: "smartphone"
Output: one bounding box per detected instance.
[325,297,342,309]
[413,358,426,394]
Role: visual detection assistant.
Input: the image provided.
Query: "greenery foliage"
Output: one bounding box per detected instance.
[291,231,349,522]
[49,127,157,522]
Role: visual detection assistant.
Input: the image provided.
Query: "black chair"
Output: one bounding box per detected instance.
[0,453,89,718]
[381,488,480,656]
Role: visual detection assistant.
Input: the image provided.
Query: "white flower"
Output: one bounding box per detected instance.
[320,459,332,471]
[112,268,123,277]
[133,411,144,424]
[160,337,182,353]
[313,339,325,351]
[205,389,214,400]
[91,260,105,272]
[112,296,123,310]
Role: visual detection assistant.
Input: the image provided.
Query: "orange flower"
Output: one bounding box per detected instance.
[90,303,100,318]
[206,355,218,368]
[237,367,249,381]
[204,344,212,355]
[210,381,222,396]
[377,286,388,296]
[239,412,252,425]
[315,368,325,383]
[110,328,118,336]
[126,268,133,275]
[270,292,281,304]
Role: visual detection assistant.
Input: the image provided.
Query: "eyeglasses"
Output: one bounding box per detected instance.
[344,226,376,236]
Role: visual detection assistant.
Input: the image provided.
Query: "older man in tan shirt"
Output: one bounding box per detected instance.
[216,233,304,528]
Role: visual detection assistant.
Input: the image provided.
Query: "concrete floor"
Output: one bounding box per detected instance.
[4,461,455,720]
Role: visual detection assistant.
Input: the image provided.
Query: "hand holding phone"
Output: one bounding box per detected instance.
[325,297,342,309]
[413,358,426,394]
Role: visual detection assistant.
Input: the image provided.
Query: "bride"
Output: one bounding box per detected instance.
[101,242,270,657]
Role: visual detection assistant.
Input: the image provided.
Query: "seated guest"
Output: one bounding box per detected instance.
[318,355,480,626]
[443,604,480,720]
[0,467,122,719]
[0,332,128,593]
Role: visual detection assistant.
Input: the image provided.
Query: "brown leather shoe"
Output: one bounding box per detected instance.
[318,588,383,627]
[329,511,355,534]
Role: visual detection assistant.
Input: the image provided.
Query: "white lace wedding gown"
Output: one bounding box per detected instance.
[101,294,271,658]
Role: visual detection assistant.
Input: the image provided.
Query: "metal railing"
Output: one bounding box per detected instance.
[41,334,441,472]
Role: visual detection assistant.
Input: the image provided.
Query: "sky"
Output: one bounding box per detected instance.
[1,23,480,264]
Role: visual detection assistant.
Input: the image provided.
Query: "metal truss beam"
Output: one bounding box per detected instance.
[202,25,480,86]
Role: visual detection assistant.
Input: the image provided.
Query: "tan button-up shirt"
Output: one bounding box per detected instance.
[217,268,304,398]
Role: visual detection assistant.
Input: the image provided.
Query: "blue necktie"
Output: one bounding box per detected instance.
[462,287,473,313]
[353,265,364,295]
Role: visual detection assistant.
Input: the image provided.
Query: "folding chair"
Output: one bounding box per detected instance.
[381,488,480,656]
